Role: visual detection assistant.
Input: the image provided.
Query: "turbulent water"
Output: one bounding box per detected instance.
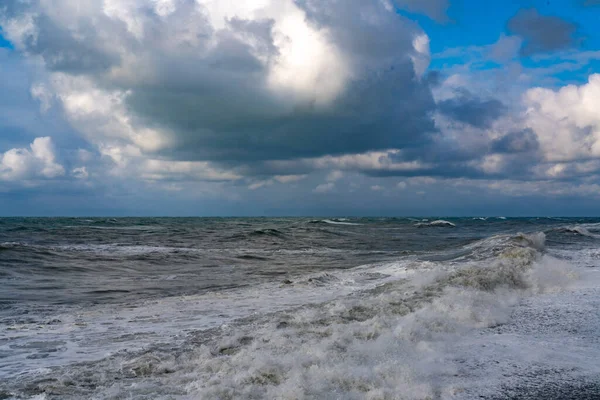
[1,217,599,399]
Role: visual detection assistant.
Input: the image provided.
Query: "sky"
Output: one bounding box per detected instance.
[0,0,599,216]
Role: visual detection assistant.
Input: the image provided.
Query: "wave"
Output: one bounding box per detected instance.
[552,226,600,239]
[11,230,579,399]
[422,232,546,264]
[414,219,456,228]
[248,228,286,237]
[309,219,362,226]
[0,241,25,250]
[0,242,203,258]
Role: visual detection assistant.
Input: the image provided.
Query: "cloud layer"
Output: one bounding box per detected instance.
[0,1,600,214]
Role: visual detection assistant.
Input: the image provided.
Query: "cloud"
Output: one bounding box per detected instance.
[489,34,522,62]
[437,90,507,128]
[393,0,450,22]
[0,137,65,181]
[490,129,539,154]
[507,8,580,56]
[326,170,344,182]
[314,182,335,193]
[523,74,600,164]
[0,0,437,177]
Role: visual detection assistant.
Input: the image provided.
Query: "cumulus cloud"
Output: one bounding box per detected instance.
[314,182,335,193]
[0,0,437,177]
[0,137,65,181]
[507,8,580,56]
[523,74,600,163]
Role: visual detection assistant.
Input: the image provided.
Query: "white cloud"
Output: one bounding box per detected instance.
[72,166,89,179]
[411,34,431,77]
[524,74,600,162]
[274,174,306,183]
[267,151,431,175]
[249,174,306,190]
[30,84,54,113]
[313,182,335,193]
[249,180,274,190]
[326,170,344,182]
[0,137,65,181]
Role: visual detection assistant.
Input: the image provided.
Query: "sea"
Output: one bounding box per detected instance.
[1,217,599,399]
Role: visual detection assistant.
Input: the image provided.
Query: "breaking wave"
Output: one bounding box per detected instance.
[415,219,456,228]
[4,232,582,399]
[309,219,362,226]
[554,226,600,239]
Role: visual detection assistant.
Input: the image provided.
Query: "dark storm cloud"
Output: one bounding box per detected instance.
[121,0,438,162]
[437,91,507,128]
[507,8,580,56]
[129,61,437,162]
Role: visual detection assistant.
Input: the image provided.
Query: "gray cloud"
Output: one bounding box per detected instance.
[1,0,438,165]
[437,91,507,128]
[507,8,580,56]
[131,61,436,162]
[491,129,539,154]
[393,0,450,22]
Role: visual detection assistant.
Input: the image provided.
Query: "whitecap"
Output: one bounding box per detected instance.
[415,220,456,228]
[321,219,362,226]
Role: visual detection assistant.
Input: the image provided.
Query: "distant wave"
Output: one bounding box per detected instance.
[554,226,600,239]
[0,242,204,257]
[0,241,26,250]
[309,219,362,226]
[414,220,456,228]
[249,228,286,237]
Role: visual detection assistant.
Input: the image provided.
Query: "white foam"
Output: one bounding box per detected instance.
[321,219,362,226]
[562,225,600,239]
[415,220,456,228]
[174,255,582,399]
[0,258,413,381]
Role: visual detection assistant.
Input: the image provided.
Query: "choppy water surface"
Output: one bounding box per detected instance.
[1,217,599,399]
